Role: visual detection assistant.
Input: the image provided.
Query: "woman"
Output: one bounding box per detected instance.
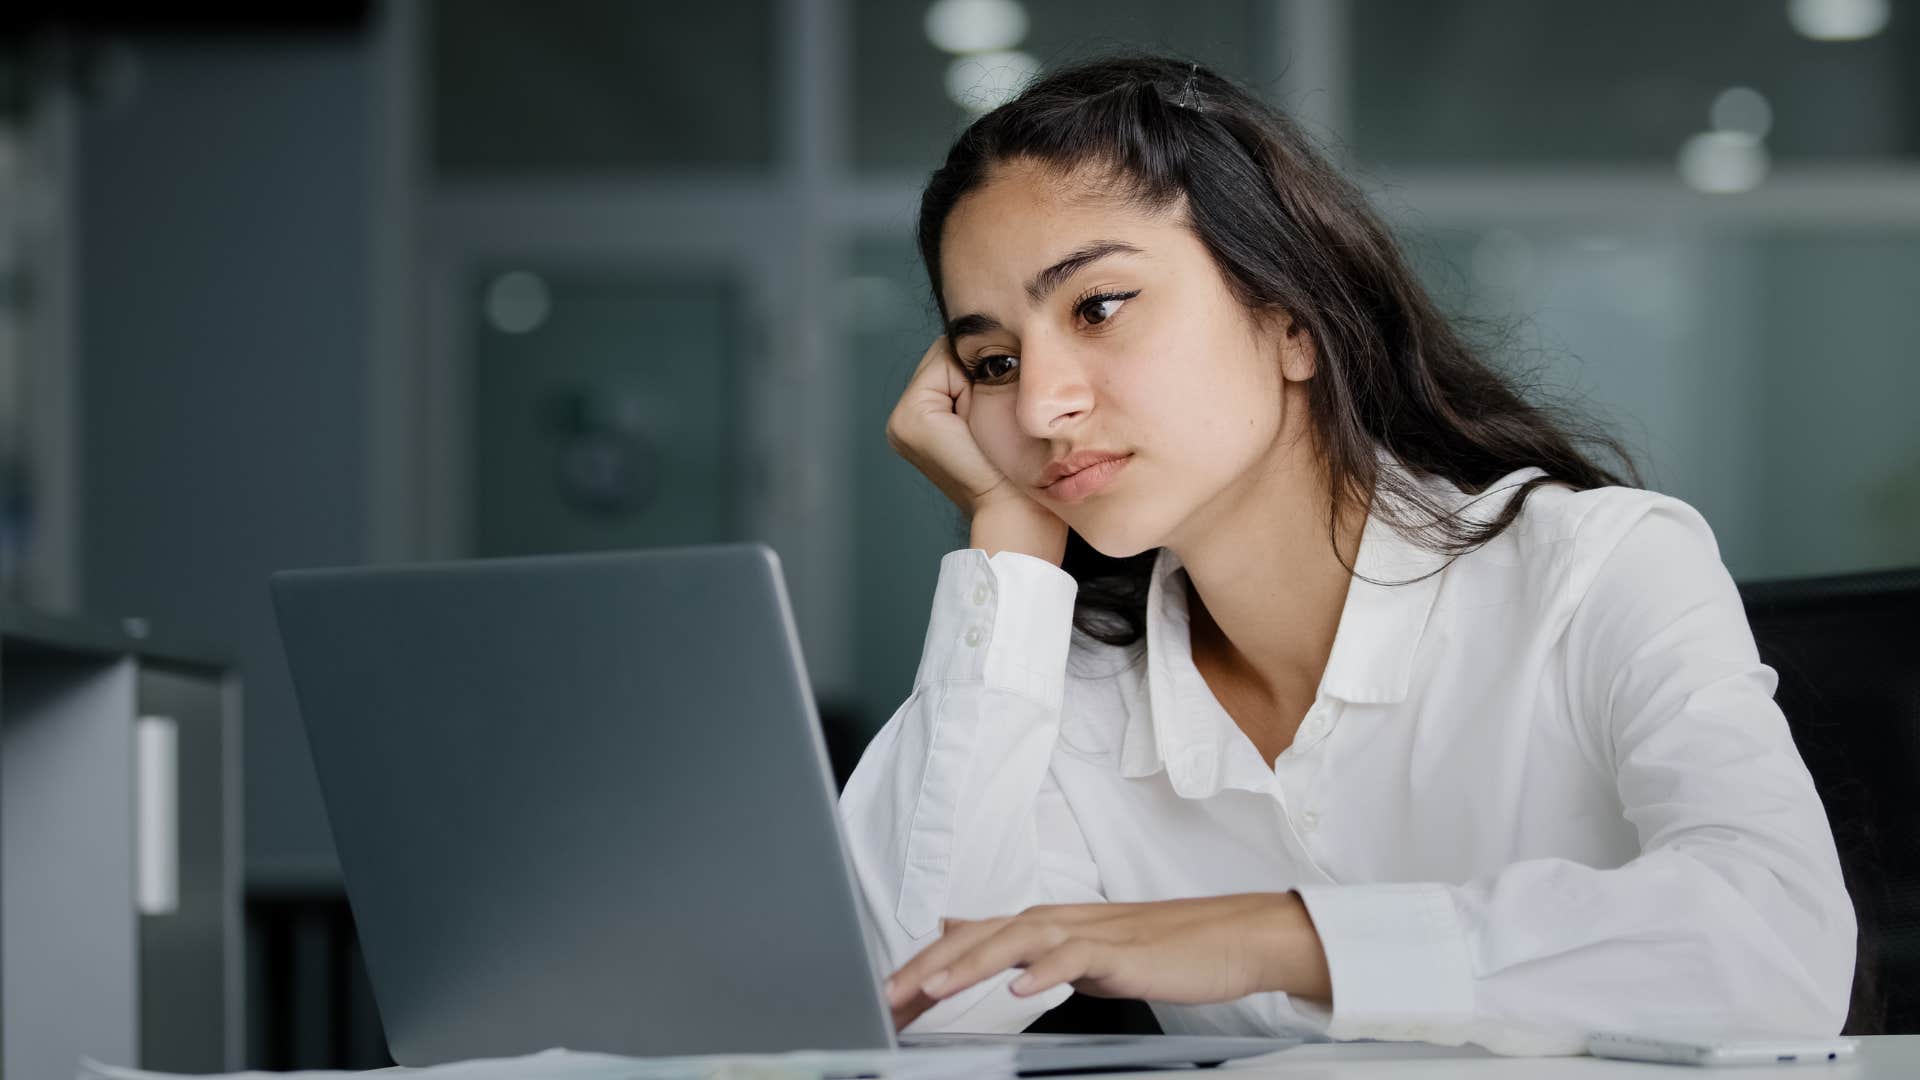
[838,54,1854,1055]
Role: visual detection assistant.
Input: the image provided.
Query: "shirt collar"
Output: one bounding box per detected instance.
[1119,455,1538,796]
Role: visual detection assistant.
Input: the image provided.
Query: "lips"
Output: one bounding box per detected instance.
[1038,452,1133,502]
[1039,450,1132,489]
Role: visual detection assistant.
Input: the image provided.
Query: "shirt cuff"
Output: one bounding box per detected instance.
[1292,882,1477,1044]
[913,548,1079,710]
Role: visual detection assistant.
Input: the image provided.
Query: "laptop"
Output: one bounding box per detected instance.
[270,543,1302,1074]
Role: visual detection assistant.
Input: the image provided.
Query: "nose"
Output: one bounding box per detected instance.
[1014,342,1094,439]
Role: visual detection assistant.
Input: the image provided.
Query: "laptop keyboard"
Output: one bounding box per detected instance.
[901,1033,1138,1048]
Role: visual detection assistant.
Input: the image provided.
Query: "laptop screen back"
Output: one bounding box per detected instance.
[271,544,893,1065]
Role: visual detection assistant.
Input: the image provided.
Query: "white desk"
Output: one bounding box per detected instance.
[1072,1036,1920,1078]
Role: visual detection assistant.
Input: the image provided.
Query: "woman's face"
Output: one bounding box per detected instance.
[939,159,1315,558]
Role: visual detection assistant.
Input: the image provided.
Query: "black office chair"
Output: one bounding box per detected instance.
[1740,566,1920,1036]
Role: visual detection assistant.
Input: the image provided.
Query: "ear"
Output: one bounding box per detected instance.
[1272,310,1317,382]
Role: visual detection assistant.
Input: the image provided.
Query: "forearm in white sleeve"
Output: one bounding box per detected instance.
[1293,498,1856,1055]
[837,547,1100,1032]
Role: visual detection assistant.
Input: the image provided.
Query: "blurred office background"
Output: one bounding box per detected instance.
[0,0,1915,1069]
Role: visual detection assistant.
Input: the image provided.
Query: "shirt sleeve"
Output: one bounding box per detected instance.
[1290,495,1857,1055]
[837,547,1105,1033]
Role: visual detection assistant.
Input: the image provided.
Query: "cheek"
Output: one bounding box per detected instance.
[1156,360,1283,467]
[966,403,1026,475]
[1153,346,1273,424]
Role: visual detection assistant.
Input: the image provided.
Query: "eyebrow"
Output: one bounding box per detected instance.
[945,240,1147,342]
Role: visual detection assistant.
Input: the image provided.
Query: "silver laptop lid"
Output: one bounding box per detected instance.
[271,543,895,1065]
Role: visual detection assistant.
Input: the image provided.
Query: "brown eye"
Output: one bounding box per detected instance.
[975,355,1019,383]
[1076,289,1139,326]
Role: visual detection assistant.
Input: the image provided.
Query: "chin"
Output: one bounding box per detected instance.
[1071,512,1167,561]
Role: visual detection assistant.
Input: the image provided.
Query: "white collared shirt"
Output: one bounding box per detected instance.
[837,465,1856,1055]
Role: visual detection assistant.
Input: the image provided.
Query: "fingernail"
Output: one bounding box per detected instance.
[884,976,900,1004]
[1010,973,1037,995]
[921,970,950,997]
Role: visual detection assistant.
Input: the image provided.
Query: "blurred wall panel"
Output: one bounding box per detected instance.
[80,36,371,884]
[431,0,776,176]
[472,268,745,556]
[1754,231,1920,576]
[850,0,1272,173]
[842,239,968,731]
[1351,0,1920,165]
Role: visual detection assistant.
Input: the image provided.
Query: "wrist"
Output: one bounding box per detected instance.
[1259,891,1332,1004]
[969,499,1068,565]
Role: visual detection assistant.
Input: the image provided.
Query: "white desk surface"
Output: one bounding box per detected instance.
[1071,1036,1920,1078]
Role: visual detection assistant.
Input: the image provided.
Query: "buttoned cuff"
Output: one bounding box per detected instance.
[913,548,1079,710]
[1292,883,1477,1044]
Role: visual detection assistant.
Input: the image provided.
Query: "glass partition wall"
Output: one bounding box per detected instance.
[412,0,1920,743]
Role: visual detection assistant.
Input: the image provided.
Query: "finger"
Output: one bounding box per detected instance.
[893,341,946,412]
[888,922,996,1027]
[892,984,939,1032]
[941,345,968,400]
[1008,939,1103,998]
[885,918,991,1007]
[893,910,1127,1027]
[890,922,1059,1030]
[884,917,1007,1008]
[906,335,958,395]
[911,334,946,377]
[898,348,973,430]
[918,918,1070,1004]
[886,340,964,443]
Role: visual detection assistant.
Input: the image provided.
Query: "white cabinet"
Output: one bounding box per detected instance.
[0,612,241,1076]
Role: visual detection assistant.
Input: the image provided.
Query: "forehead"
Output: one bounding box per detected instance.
[949,159,1118,222]
[940,161,1182,285]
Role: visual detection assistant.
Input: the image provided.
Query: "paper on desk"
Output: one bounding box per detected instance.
[78,1044,1016,1080]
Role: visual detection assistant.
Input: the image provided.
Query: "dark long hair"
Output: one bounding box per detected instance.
[917,54,1638,646]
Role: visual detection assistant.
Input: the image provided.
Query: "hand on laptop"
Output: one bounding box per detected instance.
[883,891,1332,1030]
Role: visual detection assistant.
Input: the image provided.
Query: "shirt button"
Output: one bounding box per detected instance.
[1299,810,1320,831]
[971,583,990,605]
[963,627,982,647]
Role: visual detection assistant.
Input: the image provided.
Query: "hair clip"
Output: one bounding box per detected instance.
[1171,62,1202,111]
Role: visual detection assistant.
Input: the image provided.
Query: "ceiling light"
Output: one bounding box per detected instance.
[1787,0,1890,41]
[1677,131,1770,194]
[485,271,552,334]
[924,0,1030,55]
[945,50,1041,114]
[1709,86,1772,139]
